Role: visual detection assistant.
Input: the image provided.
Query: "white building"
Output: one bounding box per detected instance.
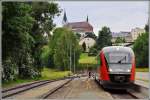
[131,27,145,41]
[79,36,96,52]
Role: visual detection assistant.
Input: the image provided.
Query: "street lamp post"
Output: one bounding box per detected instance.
[70,42,72,73]
[74,49,75,73]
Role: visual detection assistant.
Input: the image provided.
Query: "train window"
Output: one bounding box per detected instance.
[105,52,132,64]
[104,52,132,72]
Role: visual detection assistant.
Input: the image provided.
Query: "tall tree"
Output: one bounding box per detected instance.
[2,2,61,81]
[133,32,148,67]
[145,24,149,33]
[2,2,35,80]
[82,42,86,52]
[96,26,112,50]
[51,28,81,71]
[30,2,61,72]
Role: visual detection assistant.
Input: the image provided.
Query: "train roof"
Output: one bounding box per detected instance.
[101,46,134,54]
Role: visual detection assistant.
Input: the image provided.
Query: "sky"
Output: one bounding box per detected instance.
[53,1,149,36]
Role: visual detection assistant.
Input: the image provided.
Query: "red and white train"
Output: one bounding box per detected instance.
[95,46,135,89]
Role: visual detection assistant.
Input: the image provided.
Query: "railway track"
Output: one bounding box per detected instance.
[40,79,73,99]
[2,76,77,99]
[94,78,149,99]
[110,89,139,99]
[3,75,148,99]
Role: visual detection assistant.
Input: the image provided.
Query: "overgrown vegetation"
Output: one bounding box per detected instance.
[133,24,149,68]
[2,2,61,82]
[48,27,81,71]
[133,32,148,67]
[41,68,71,80]
[115,37,126,44]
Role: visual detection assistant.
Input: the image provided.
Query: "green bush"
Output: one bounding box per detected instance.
[133,32,148,67]
[88,45,98,56]
[2,58,18,82]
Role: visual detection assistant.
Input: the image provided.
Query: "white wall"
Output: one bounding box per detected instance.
[79,37,96,52]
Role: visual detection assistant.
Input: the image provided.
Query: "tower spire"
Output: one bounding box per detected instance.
[62,10,68,25]
[86,15,89,22]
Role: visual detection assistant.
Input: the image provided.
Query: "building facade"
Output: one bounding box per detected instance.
[79,36,96,52]
[64,21,93,39]
[111,31,132,43]
[131,27,145,41]
[111,27,145,43]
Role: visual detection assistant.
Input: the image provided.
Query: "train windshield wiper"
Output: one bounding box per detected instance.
[117,56,126,63]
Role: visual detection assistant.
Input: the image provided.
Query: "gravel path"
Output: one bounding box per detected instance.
[47,77,113,99]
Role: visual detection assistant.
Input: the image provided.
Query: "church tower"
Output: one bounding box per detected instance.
[86,15,89,22]
[62,10,68,25]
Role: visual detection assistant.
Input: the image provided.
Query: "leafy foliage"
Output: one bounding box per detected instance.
[2,2,61,82]
[144,24,149,33]
[85,32,97,39]
[133,32,148,67]
[88,44,98,56]
[50,28,81,71]
[76,32,81,39]
[96,26,112,50]
[2,2,36,81]
[115,37,126,43]
[31,2,61,72]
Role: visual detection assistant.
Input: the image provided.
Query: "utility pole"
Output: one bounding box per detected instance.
[74,49,75,73]
[70,42,72,73]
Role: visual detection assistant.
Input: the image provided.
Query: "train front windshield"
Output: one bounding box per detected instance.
[104,52,132,72]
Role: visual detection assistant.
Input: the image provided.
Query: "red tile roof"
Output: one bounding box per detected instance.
[65,21,93,32]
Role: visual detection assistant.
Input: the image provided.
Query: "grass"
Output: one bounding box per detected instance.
[79,53,97,64]
[2,78,39,88]
[40,68,71,80]
[136,67,149,72]
[2,68,71,88]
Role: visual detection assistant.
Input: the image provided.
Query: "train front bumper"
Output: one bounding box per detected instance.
[101,80,134,89]
[101,73,134,89]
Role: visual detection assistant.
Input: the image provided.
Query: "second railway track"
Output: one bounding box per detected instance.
[2,76,77,99]
[110,89,139,99]
[40,79,73,99]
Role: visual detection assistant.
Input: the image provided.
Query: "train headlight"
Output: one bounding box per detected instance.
[127,69,131,72]
[109,68,113,72]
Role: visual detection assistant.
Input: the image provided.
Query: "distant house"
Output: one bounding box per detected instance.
[62,11,96,52]
[79,35,96,52]
[111,31,132,43]
[111,27,145,43]
[131,27,145,42]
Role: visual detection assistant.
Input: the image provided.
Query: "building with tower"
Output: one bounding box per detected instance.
[62,11,96,52]
[62,11,68,25]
